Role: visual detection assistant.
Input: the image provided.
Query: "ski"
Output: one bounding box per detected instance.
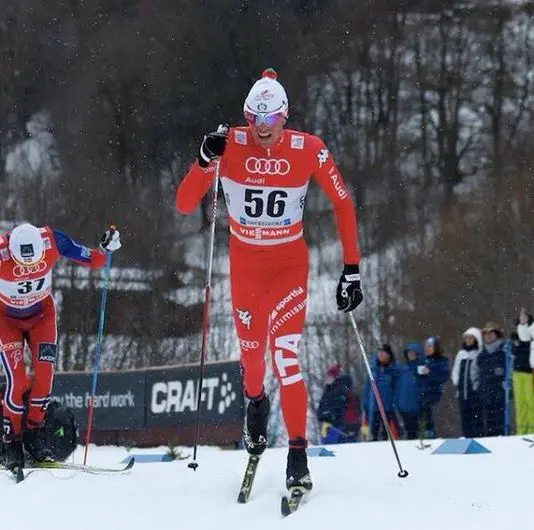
[1,456,135,476]
[281,487,308,517]
[416,440,432,451]
[237,455,260,503]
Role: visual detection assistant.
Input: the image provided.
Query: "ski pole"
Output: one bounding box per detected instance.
[188,159,220,471]
[348,312,409,478]
[83,250,113,465]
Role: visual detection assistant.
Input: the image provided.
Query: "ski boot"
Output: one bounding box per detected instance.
[286,438,313,492]
[4,439,24,471]
[4,438,25,482]
[243,392,270,456]
[23,423,55,464]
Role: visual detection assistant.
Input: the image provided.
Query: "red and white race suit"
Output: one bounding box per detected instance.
[176,127,360,440]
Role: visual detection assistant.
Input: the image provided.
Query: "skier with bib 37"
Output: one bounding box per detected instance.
[0,223,121,475]
[176,69,363,492]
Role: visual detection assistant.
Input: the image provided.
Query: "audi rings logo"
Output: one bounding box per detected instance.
[245,157,291,176]
[239,339,260,351]
[12,261,47,277]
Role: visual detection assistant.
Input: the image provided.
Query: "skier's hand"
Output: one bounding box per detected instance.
[100,225,121,252]
[198,124,229,168]
[336,264,363,312]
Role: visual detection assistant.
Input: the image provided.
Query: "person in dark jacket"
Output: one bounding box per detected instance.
[451,327,483,438]
[418,336,449,438]
[338,374,360,442]
[317,365,360,444]
[477,322,507,436]
[395,343,423,440]
[363,344,399,441]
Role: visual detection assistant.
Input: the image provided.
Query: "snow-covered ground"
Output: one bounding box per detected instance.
[1,435,532,530]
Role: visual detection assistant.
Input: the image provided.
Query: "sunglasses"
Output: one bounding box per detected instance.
[244,111,285,127]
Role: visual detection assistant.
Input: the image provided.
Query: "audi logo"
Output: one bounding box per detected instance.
[245,157,291,176]
[239,339,260,350]
[12,261,47,277]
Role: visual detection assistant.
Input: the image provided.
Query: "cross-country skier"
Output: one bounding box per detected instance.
[0,223,121,473]
[176,69,363,492]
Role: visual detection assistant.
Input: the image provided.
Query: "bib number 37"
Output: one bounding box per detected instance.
[244,189,288,218]
[17,278,45,295]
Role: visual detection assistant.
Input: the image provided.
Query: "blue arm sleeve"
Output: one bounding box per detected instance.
[53,229,93,263]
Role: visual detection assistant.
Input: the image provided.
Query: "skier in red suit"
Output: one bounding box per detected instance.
[0,223,121,472]
[176,69,363,491]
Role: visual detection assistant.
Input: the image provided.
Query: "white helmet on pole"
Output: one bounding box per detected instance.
[8,223,45,265]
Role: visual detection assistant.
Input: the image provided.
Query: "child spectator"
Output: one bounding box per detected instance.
[418,336,449,438]
[451,327,483,438]
[317,365,360,444]
[395,343,423,439]
[363,344,399,441]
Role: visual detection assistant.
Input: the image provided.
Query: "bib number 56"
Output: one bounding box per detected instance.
[244,189,288,218]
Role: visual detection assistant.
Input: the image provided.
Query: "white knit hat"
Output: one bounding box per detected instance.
[243,68,289,117]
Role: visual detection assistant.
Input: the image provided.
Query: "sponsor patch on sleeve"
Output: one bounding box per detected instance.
[290,135,304,149]
[235,130,247,145]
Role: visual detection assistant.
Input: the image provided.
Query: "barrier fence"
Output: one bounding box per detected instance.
[2,360,245,448]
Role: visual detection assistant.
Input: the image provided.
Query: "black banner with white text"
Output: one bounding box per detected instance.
[1,360,244,432]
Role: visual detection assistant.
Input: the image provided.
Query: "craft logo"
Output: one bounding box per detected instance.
[150,373,237,415]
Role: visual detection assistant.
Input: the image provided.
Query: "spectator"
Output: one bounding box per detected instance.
[317,365,360,444]
[363,344,399,441]
[451,327,483,438]
[418,336,449,438]
[515,308,534,434]
[338,373,361,443]
[477,322,507,436]
[395,343,423,440]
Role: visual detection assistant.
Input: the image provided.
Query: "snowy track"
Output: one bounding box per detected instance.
[1,436,531,530]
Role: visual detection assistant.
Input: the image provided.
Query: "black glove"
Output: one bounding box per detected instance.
[198,124,229,168]
[100,225,121,252]
[336,264,363,312]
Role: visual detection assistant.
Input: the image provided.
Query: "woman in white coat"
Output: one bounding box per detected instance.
[451,327,483,438]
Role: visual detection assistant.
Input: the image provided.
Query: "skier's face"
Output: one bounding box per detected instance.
[245,111,286,148]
